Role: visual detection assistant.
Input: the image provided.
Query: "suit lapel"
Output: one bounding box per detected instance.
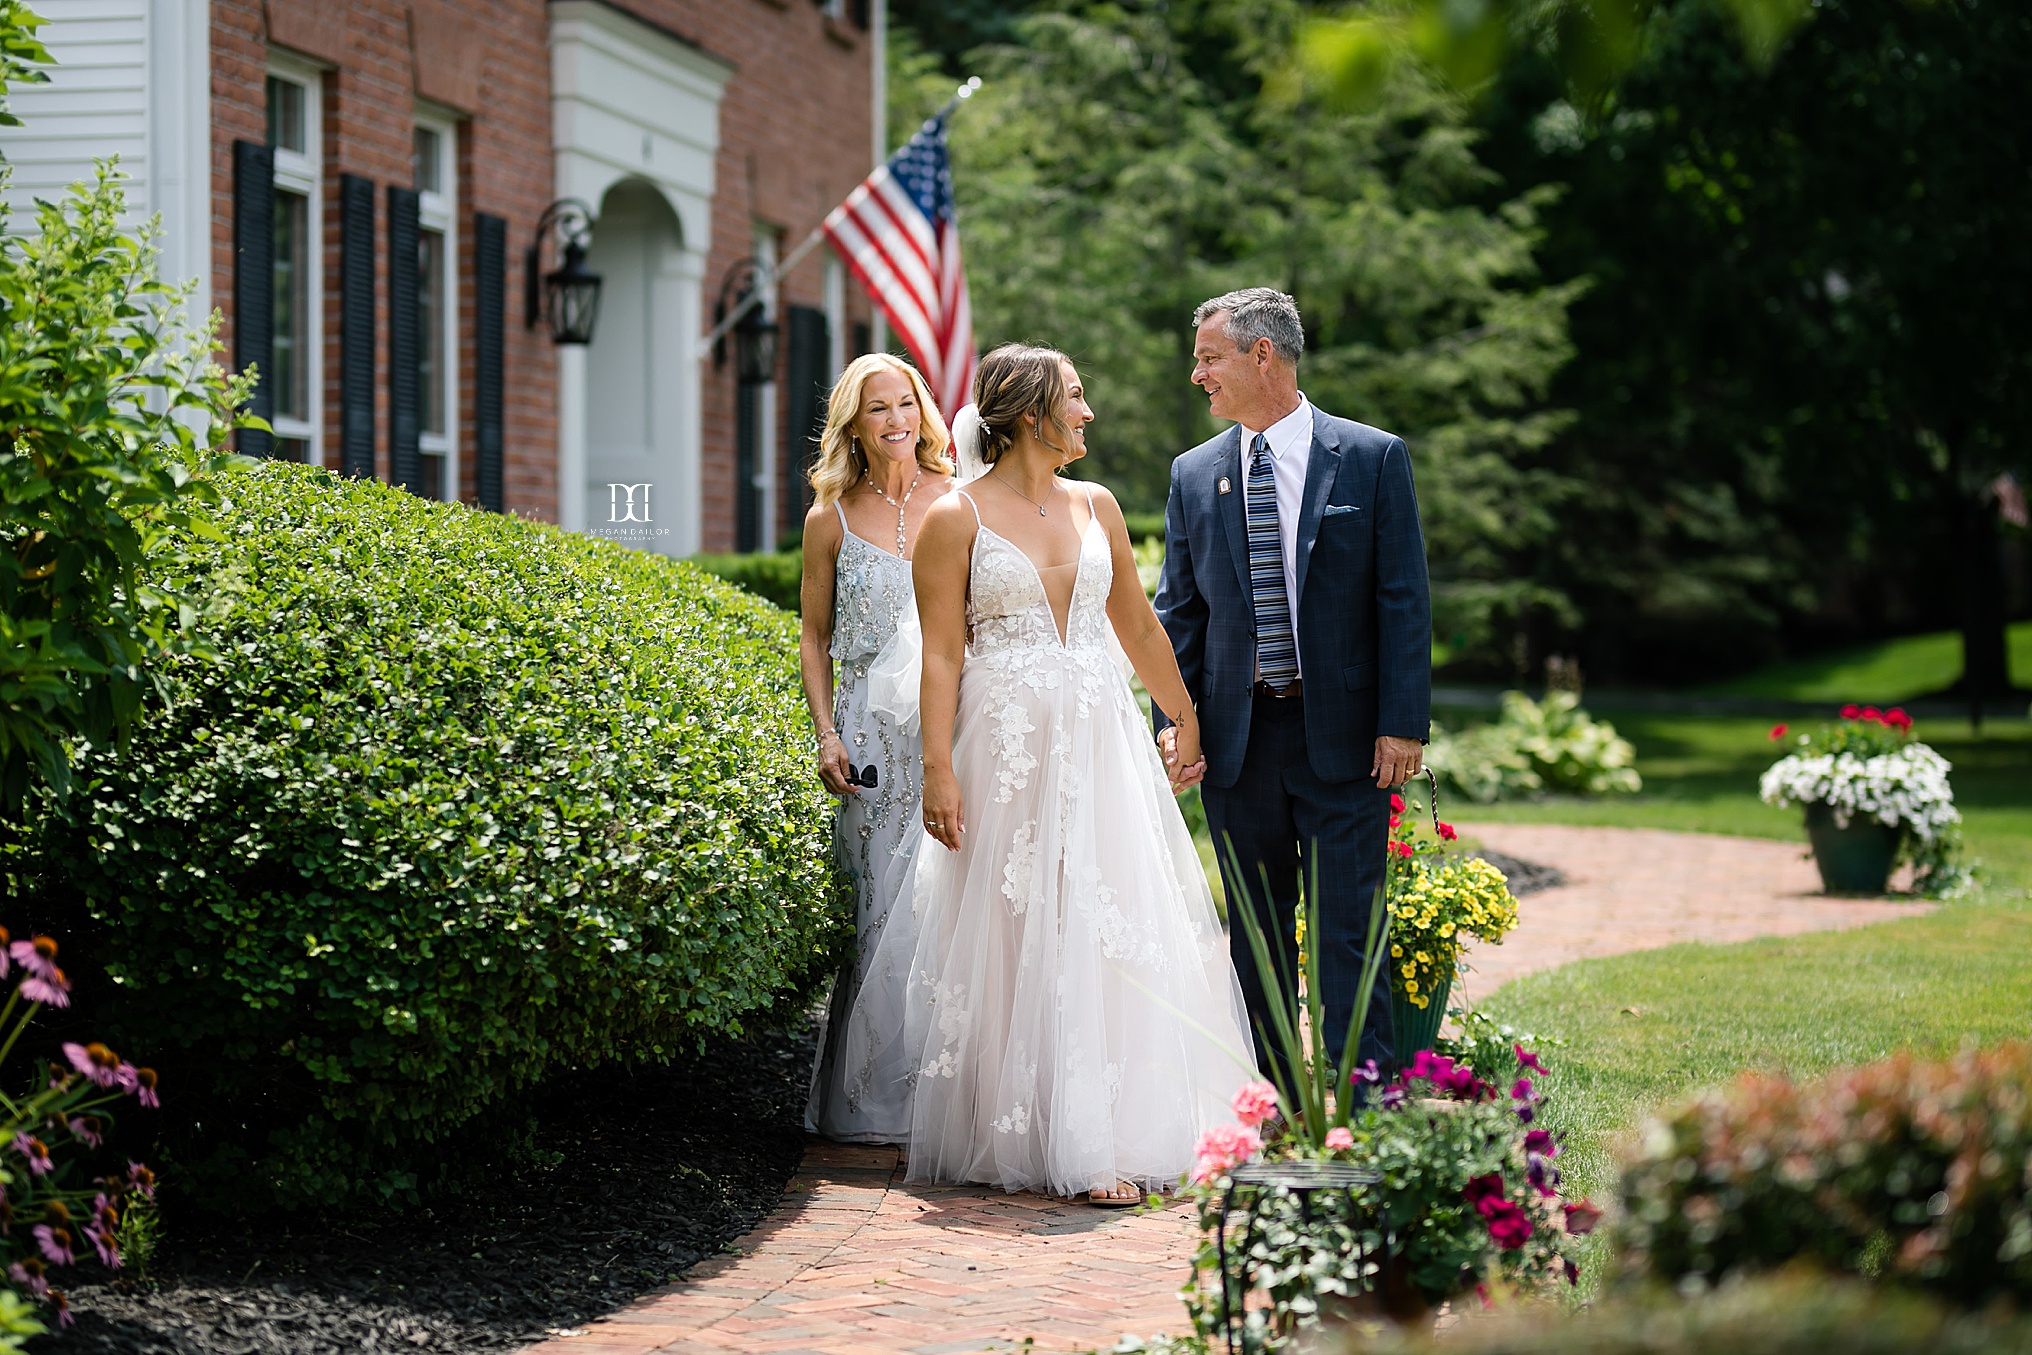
[1293,408,1342,606]
[1213,425,1250,598]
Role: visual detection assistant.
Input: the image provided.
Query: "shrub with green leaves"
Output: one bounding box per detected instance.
[689,549,802,613]
[3,463,847,1209]
[1427,690,1642,803]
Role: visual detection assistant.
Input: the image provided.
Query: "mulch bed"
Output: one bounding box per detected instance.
[1472,848,1566,897]
[37,1022,817,1355]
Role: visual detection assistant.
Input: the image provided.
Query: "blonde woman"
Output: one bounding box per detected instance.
[801,353,957,1143]
[896,344,1251,1204]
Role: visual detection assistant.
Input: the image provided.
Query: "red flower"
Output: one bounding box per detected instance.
[1563,1199,1603,1235]
[1485,1201,1534,1250]
[1841,704,1861,719]
[1390,793,1406,814]
[1862,706,1882,722]
[1388,814,1402,831]
[1389,840,1414,859]
[1437,822,1458,841]
[1886,707,1911,730]
[1462,1173,1506,1216]
[1768,723,1787,741]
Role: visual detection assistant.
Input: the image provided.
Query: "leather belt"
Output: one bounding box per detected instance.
[1252,678,1303,699]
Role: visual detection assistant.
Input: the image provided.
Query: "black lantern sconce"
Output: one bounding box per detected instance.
[525,199,602,346]
[713,258,778,385]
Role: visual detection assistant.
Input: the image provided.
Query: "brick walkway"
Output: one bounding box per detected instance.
[520,826,1932,1355]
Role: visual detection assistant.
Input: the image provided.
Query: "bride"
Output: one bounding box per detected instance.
[897,343,1253,1204]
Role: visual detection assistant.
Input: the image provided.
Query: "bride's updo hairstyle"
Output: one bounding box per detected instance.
[808,353,953,507]
[971,343,1077,467]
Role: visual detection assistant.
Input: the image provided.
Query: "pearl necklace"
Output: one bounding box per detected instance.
[864,467,921,557]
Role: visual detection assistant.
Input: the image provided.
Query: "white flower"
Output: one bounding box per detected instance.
[1759,743,1960,842]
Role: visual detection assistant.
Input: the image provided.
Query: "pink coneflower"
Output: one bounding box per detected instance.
[1229,1080,1280,1129]
[50,1289,71,1328]
[9,936,58,982]
[12,1135,52,1176]
[33,1224,74,1266]
[126,1162,157,1201]
[8,1259,47,1298]
[133,1067,159,1108]
[68,1116,104,1149]
[0,926,10,978]
[85,1196,120,1269]
[1323,1126,1354,1151]
[19,966,70,1008]
[63,1042,124,1091]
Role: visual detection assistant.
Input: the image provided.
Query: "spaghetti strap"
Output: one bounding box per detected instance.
[955,489,982,526]
[834,501,850,531]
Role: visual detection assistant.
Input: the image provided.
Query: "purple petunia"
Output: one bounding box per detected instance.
[1349,1059,1384,1087]
[1516,1045,1548,1076]
[1524,1128,1558,1158]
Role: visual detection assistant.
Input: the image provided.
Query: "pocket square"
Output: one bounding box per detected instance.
[1323,504,1360,517]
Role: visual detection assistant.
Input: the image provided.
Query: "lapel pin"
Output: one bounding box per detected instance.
[1218,477,1232,495]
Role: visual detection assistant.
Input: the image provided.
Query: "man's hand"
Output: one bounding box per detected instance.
[1372,735,1423,788]
[1158,726,1207,793]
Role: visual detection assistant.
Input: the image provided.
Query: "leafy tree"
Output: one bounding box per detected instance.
[0,6,254,803]
[899,0,1581,665]
[1462,0,2030,687]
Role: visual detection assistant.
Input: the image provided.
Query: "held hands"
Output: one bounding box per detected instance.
[816,730,858,796]
[922,764,966,851]
[1373,735,1424,788]
[1157,724,1207,794]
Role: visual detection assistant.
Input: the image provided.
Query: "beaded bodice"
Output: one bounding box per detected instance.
[830,528,913,665]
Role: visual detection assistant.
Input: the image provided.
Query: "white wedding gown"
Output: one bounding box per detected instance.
[892,488,1253,1196]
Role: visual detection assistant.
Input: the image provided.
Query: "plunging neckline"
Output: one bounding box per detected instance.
[974,516,1100,649]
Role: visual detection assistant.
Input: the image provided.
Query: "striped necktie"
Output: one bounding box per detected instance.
[1247,433,1298,690]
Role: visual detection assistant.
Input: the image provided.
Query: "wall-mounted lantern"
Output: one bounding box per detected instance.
[525,199,602,345]
[713,258,778,385]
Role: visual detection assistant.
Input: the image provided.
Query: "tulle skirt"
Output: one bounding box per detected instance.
[895,643,1254,1195]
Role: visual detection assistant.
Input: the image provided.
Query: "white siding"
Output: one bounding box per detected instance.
[0,0,209,313]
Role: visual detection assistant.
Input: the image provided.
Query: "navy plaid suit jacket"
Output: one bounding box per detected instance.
[1154,407,1432,789]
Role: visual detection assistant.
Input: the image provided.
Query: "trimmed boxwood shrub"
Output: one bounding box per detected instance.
[3,462,847,1208]
[690,549,803,613]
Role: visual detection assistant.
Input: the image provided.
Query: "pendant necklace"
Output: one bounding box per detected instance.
[865,467,921,556]
[995,469,1052,517]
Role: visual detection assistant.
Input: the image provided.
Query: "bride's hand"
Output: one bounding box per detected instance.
[817,730,856,796]
[1168,719,1206,794]
[921,764,966,851]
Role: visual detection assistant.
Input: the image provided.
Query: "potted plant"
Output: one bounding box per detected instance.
[1758,707,1964,896]
[1167,888,1590,1352]
[1385,787,1519,1061]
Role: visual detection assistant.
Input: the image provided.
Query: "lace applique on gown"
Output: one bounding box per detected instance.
[893,490,1252,1194]
[806,507,924,1143]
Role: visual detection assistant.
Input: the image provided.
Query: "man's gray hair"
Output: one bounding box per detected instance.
[1192,288,1304,365]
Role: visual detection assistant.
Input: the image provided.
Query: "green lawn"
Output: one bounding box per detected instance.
[1697,620,2032,702]
[1445,708,2032,1249]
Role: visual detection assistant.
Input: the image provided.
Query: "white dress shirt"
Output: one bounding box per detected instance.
[1238,395,1313,678]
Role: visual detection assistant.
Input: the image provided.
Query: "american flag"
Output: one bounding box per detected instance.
[823,112,976,419]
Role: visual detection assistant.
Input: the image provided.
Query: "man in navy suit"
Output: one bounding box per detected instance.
[1155,288,1431,1078]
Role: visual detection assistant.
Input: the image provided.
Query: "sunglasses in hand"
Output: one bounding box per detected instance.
[844,762,879,789]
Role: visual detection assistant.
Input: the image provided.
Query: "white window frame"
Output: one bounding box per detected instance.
[414,104,461,501]
[266,53,324,463]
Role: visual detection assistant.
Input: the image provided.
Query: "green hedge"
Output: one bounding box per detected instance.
[6,463,847,1208]
[691,550,803,613]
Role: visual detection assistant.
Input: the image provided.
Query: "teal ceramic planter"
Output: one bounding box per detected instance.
[1803,801,1901,895]
[1392,975,1451,1065]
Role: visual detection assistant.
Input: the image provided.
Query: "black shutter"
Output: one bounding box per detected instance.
[852,321,871,358]
[736,383,761,553]
[339,174,377,479]
[474,213,507,513]
[387,186,422,493]
[232,140,275,459]
[784,305,830,520]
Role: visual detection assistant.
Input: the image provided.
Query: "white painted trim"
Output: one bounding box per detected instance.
[413,104,460,499]
[266,53,325,466]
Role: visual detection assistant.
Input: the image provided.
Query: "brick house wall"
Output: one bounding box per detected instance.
[207,0,873,540]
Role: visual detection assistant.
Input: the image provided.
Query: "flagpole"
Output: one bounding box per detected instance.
[697,77,981,356]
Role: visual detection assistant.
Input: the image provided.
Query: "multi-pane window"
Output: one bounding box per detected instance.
[266,64,321,463]
[414,114,459,501]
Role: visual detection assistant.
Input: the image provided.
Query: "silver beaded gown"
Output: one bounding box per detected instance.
[805,501,924,1142]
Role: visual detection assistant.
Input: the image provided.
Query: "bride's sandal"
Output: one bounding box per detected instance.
[1088,1180,1143,1208]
